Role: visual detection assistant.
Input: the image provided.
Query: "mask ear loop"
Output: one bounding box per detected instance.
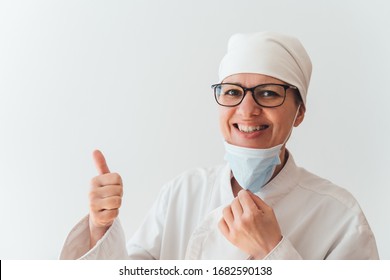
[280,104,301,147]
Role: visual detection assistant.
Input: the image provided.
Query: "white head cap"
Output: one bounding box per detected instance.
[218,32,312,106]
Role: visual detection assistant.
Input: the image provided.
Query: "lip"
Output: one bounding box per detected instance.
[232,123,269,139]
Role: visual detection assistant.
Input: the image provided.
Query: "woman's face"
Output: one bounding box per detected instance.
[219,73,305,149]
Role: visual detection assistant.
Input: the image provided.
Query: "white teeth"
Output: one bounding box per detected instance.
[237,125,266,133]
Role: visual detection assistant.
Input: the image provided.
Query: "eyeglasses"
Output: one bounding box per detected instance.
[211,83,298,108]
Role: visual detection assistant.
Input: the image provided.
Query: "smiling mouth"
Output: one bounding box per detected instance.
[234,124,269,133]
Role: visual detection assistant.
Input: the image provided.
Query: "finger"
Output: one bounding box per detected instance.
[100,196,122,210]
[93,149,110,175]
[91,173,122,188]
[237,189,259,213]
[222,205,234,227]
[94,209,119,227]
[90,184,123,200]
[91,196,122,211]
[247,191,270,212]
[218,218,230,237]
[230,197,243,218]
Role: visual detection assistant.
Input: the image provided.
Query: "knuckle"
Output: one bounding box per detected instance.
[90,176,100,187]
[242,213,255,224]
[89,187,99,198]
[114,184,123,196]
[111,172,122,183]
[89,200,100,212]
[112,196,122,208]
[104,196,121,210]
[235,219,244,229]
[112,209,119,218]
[222,206,231,216]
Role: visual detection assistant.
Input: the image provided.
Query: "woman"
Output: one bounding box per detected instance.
[60,32,378,259]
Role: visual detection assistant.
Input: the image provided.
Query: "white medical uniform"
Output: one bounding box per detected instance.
[60,152,379,259]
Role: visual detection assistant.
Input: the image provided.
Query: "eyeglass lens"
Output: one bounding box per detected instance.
[214,84,286,107]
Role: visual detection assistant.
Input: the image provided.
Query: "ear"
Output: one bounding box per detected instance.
[293,104,305,127]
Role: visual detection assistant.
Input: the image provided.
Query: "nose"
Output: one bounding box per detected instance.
[236,90,262,117]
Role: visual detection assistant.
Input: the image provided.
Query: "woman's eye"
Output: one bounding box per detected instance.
[227,90,240,96]
[259,90,278,98]
[223,89,241,96]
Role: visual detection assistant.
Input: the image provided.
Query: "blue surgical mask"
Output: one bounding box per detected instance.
[224,142,282,193]
[224,105,301,193]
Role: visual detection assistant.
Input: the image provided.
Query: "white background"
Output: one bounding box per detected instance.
[0,0,389,259]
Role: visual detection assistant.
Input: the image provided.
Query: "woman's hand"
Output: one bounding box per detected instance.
[219,190,282,259]
[88,150,123,248]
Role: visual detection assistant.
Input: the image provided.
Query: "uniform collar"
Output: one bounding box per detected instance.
[258,151,300,207]
[220,150,300,207]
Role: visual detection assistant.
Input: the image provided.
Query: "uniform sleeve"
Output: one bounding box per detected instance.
[59,185,171,260]
[59,216,129,259]
[263,215,379,260]
[325,223,379,260]
[263,236,303,260]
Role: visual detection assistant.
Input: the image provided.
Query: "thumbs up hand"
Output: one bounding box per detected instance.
[88,150,123,248]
